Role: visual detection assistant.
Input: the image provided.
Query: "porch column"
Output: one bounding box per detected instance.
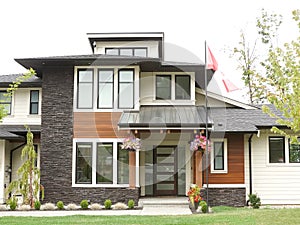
[195,151,203,187]
[129,151,136,189]
[0,140,5,204]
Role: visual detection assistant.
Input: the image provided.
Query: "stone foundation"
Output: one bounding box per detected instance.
[201,187,246,207]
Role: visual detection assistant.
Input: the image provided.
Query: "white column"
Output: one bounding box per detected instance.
[0,140,5,204]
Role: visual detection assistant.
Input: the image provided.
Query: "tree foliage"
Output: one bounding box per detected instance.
[6,126,44,208]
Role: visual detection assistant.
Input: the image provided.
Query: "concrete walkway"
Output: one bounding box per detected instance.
[0,197,192,217]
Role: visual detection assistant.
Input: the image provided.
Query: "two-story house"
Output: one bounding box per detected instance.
[1,32,300,206]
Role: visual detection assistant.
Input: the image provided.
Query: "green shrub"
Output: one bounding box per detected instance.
[34,201,41,210]
[8,196,17,210]
[200,200,208,213]
[56,201,64,210]
[80,200,89,210]
[248,193,261,209]
[128,199,135,209]
[104,199,112,209]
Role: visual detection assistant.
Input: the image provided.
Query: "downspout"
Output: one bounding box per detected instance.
[247,134,254,205]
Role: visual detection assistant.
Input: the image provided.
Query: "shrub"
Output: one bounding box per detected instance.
[200,200,208,213]
[56,201,64,210]
[80,200,89,210]
[104,199,112,209]
[66,203,78,210]
[40,203,55,211]
[34,201,41,210]
[128,199,135,209]
[7,196,17,210]
[248,193,261,209]
[90,203,101,210]
[113,202,127,210]
[19,205,31,211]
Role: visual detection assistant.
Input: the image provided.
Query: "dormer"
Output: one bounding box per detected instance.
[87,32,164,59]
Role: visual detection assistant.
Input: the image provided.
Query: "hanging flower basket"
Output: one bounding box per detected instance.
[190,134,209,152]
[121,136,141,151]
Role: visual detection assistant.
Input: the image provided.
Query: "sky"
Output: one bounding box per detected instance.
[0,0,298,102]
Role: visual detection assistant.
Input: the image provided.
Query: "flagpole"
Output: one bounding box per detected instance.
[204,40,209,207]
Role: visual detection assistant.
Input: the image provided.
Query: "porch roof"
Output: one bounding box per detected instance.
[0,125,41,140]
[118,106,213,129]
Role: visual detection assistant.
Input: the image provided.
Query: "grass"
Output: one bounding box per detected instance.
[1,206,300,225]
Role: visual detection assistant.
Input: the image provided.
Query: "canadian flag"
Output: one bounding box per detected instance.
[221,72,240,92]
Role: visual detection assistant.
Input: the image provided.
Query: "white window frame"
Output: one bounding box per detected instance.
[210,138,228,174]
[72,138,139,187]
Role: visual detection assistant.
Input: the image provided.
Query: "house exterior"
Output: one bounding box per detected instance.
[0,32,299,206]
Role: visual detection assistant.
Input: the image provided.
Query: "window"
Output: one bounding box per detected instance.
[77,69,93,109]
[175,75,190,100]
[98,69,114,108]
[117,143,129,184]
[211,139,228,173]
[76,143,92,184]
[0,91,12,115]
[269,137,285,163]
[105,48,147,57]
[74,140,132,186]
[97,143,113,184]
[30,90,39,114]
[118,69,134,109]
[156,75,171,100]
[289,137,300,163]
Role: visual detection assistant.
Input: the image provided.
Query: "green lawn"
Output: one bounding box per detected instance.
[1,206,300,225]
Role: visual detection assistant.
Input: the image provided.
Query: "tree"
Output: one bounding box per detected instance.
[6,126,44,208]
[255,9,300,143]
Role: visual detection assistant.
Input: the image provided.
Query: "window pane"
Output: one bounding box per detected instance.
[99,70,113,82]
[119,70,134,82]
[76,143,92,184]
[30,103,38,114]
[2,104,11,115]
[106,48,119,55]
[269,137,285,163]
[175,76,190,100]
[289,138,300,163]
[214,142,224,170]
[78,83,93,108]
[0,92,11,102]
[98,83,113,108]
[156,75,171,100]
[78,70,93,82]
[134,48,147,57]
[30,91,39,102]
[117,145,129,184]
[120,49,133,56]
[119,83,133,108]
[97,143,113,184]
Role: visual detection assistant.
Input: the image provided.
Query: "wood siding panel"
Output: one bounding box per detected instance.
[204,134,244,184]
[74,112,127,138]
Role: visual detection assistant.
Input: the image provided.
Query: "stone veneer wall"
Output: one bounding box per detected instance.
[201,188,246,207]
[40,67,140,204]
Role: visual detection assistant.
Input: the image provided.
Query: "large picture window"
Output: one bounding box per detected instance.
[118,69,134,109]
[30,90,39,114]
[175,75,191,100]
[156,75,171,100]
[98,69,114,108]
[269,137,285,163]
[77,70,93,109]
[76,143,92,184]
[0,91,12,115]
[97,143,113,184]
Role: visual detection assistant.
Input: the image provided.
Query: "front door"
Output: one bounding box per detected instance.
[153,146,178,196]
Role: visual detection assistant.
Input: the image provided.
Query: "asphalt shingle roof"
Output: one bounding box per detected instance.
[0,74,41,88]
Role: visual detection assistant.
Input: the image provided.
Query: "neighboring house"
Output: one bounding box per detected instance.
[0,32,299,206]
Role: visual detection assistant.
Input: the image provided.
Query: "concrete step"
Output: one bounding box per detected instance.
[139,197,189,207]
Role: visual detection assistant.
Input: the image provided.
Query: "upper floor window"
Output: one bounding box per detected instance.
[211,139,228,173]
[105,48,147,57]
[156,75,171,100]
[98,69,114,108]
[118,69,134,109]
[175,75,191,100]
[77,69,93,109]
[30,90,39,114]
[269,137,285,163]
[289,137,300,163]
[0,91,12,115]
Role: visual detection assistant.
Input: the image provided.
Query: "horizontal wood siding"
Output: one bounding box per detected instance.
[204,134,244,184]
[74,112,127,138]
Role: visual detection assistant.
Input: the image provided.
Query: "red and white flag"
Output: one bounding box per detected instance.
[221,72,240,92]
[207,46,218,71]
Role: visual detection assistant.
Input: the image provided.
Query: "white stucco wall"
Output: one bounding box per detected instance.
[245,131,300,205]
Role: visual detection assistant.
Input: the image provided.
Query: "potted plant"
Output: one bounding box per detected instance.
[187,184,202,211]
[190,134,209,152]
[121,135,141,151]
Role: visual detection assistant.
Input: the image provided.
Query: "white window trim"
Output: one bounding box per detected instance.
[210,138,228,174]
[72,138,139,188]
[153,72,195,104]
[73,66,140,112]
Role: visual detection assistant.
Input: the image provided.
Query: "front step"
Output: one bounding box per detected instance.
[139,197,189,207]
